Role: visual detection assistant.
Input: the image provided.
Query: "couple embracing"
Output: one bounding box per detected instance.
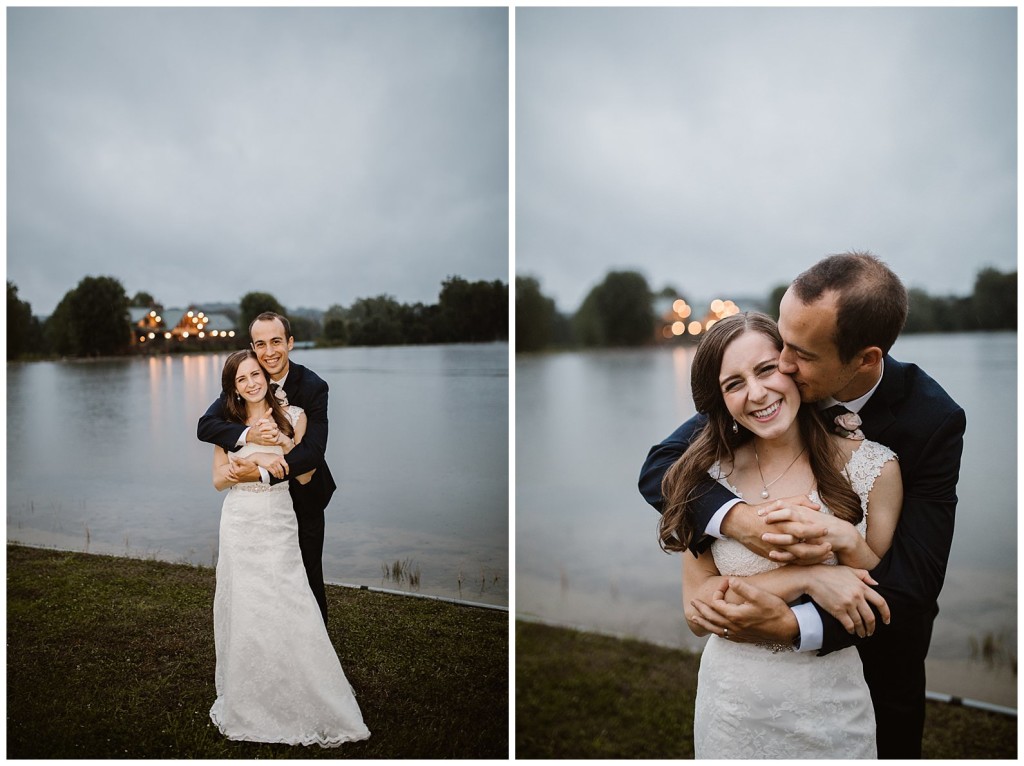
[640,253,966,759]
[197,312,370,748]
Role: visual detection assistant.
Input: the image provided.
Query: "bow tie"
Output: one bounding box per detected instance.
[822,403,865,441]
[270,382,288,406]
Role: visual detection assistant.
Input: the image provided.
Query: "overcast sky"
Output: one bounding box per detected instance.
[8,7,508,316]
[517,7,1016,312]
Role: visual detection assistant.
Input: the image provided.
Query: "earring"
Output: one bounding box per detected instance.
[732,420,739,434]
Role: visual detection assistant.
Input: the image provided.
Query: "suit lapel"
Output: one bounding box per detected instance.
[858,355,901,441]
[283,363,303,405]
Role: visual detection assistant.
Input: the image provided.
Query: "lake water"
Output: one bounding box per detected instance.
[7,343,509,607]
[516,332,1016,707]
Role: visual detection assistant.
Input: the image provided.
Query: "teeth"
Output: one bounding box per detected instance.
[753,401,781,419]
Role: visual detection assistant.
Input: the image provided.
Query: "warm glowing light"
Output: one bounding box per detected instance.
[210,330,219,337]
[706,319,718,331]
[671,321,685,336]
[139,336,146,343]
[688,321,702,335]
[164,332,172,339]
[187,311,194,317]
[192,316,198,324]
[148,332,156,339]
[198,312,205,318]
[679,305,692,318]
[149,310,156,317]
[228,331,236,337]
[710,299,725,315]
[198,332,206,339]
[155,316,162,323]
[662,326,674,339]
[672,299,687,314]
[183,331,190,338]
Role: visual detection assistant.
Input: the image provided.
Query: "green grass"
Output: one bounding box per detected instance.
[6,544,508,758]
[516,620,1016,759]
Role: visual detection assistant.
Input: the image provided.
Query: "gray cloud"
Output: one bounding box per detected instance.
[516,7,1016,312]
[8,7,508,315]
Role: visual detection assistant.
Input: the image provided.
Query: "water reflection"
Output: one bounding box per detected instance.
[8,344,509,607]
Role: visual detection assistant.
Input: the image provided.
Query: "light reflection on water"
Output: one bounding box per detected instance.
[7,343,509,607]
[515,332,1016,706]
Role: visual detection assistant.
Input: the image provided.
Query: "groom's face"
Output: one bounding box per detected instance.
[777,288,861,403]
[250,318,294,381]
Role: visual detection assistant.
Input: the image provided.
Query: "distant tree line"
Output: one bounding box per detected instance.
[7,274,507,360]
[516,266,1017,353]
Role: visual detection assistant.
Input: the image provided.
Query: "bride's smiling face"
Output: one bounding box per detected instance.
[234,358,269,404]
[718,330,801,440]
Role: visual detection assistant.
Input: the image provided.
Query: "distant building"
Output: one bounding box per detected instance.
[128,306,165,346]
[129,305,238,348]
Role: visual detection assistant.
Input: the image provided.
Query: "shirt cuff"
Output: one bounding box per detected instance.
[258,466,270,484]
[706,498,744,539]
[791,601,824,652]
[236,427,250,449]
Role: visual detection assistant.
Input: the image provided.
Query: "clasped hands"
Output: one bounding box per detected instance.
[227,418,291,482]
[687,495,890,642]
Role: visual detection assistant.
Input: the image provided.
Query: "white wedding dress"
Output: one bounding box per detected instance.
[693,440,896,759]
[209,405,370,747]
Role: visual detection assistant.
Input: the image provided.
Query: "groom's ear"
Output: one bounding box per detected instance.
[856,346,884,371]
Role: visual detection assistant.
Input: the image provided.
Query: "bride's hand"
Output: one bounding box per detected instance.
[249,452,290,480]
[689,579,798,645]
[253,417,280,447]
[758,504,835,566]
[805,565,890,638]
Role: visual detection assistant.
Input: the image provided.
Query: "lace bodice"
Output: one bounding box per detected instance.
[708,439,897,579]
[231,405,303,493]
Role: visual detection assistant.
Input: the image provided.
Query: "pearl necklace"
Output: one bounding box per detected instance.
[753,445,807,499]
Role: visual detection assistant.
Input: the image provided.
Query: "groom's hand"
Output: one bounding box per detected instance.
[689,578,798,645]
[758,505,833,566]
[721,496,830,565]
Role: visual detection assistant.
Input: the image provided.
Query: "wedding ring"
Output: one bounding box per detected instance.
[723,627,729,639]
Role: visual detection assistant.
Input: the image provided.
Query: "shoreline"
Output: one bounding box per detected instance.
[6,535,510,612]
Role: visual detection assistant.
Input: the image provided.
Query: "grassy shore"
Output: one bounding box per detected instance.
[7,544,508,759]
[516,620,1016,759]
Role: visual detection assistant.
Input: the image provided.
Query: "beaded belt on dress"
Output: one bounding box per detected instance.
[232,481,289,493]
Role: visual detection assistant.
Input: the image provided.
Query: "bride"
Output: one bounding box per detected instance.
[209,350,370,747]
[658,312,902,759]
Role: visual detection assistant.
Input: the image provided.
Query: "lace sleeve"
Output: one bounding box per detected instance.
[844,440,898,521]
[286,405,305,428]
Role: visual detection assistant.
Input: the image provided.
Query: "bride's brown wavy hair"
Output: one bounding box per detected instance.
[220,350,294,439]
[658,312,862,553]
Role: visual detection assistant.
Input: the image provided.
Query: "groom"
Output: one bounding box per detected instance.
[198,311,337,625]
[639,252,965,759]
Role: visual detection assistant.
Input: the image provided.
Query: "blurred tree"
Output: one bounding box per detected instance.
[238,292,287,339]
[347,295,405,346]
[573,270,654,347]
[319,305,349,347]
[288,315,320,343]
[971,267,1016,330]
[766,284,788,320]
[44,276,130,356]
[437,276,508,342]
[130,291,158,307]
[515,275,556,352]
[7,282,36,360]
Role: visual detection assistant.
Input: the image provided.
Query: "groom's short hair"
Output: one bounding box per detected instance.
[249,311,292,340]
[791,252,907,363]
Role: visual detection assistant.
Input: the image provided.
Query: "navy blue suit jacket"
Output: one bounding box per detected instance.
[638,354,965,655]
[197,361,337,513]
